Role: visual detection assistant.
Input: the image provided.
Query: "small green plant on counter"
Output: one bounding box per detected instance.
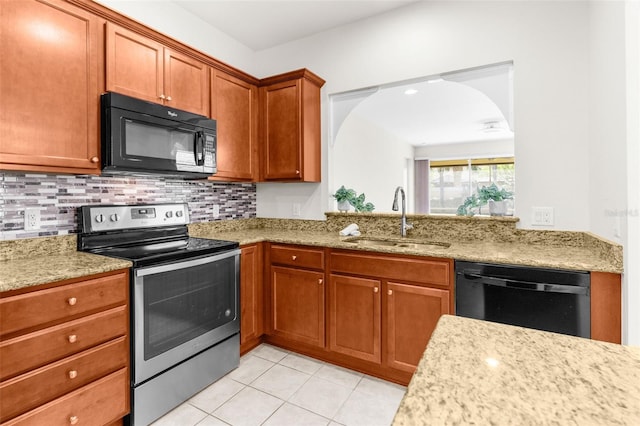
[332,185,375,212]
[457,184,513,216]
[351,193,375,213]
[332,185,357,204]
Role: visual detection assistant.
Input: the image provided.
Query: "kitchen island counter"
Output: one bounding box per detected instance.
[392,315,640,425]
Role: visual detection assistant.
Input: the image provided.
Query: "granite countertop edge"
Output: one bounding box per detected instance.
[191,229,623,274]
[0,226,621,293]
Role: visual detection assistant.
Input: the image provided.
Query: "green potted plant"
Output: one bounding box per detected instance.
[332,185,357,212]
[332,186,376,213]
[351,193,375,213]
[457,184,513,216]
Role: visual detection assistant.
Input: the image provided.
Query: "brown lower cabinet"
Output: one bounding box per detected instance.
[0,270,130,425]
[261,244,453,385]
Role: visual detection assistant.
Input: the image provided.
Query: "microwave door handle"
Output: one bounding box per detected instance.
[195,131,205,166]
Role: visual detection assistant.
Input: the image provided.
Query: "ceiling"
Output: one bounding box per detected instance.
[172,0,418,51]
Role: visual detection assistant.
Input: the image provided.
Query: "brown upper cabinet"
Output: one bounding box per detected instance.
[1,1,324,180]
[0,0,102,175]
[105,23,209,116]
[259,70,325,182]
[210,70,259,181]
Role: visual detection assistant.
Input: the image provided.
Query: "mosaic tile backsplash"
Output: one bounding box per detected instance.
[0,172,256,240]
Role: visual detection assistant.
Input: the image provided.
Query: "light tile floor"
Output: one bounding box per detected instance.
[151,344,407,426]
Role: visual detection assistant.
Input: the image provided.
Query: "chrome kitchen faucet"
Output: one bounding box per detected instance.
[392,186,413,237]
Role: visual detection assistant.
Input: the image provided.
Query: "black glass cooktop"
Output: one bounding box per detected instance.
[80,230,238,267]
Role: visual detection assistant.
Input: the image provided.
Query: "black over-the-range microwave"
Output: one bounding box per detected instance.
[101,92,216,179]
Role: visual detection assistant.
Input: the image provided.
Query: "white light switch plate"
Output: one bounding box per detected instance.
[532,207,554,226]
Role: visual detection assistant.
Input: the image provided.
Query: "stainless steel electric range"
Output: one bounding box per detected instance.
[77,203,240,426]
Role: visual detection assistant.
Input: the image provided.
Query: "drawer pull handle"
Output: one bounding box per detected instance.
[292,255,297,260]
[68,334,77,343]
[318,279,323,285]
[68,370,78,379]
[159,94,166,100]
[90,156,99,163]
[69,415,79,425]
[166,96,172,101]
[388,289,393,296]
[374,287,379,293]
[67,297,77,306]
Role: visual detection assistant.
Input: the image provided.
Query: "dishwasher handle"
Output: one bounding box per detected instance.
[462,272,589,295]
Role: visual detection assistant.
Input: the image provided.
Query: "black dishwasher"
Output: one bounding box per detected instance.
[455,261,590,338]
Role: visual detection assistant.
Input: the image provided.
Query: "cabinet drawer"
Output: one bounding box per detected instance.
[270,245,324,270]
[2,368,128,426]
[1,306,127,381]
[330,251,451,287]
[0,272,128,337]
[0,337,128,422]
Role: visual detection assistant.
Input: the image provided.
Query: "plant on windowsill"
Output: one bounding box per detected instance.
[457,183,513,216]
[332,185,375,213]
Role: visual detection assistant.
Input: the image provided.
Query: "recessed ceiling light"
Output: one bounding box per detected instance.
[404,89,418,95]
[427,78,444,84]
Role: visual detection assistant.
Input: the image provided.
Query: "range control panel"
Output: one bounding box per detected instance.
[80,203,189,232]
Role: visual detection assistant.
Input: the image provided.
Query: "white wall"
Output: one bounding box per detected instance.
[253,1,591,230]
[588,1,628,244]
[96,0,256,72]
[332,114,414,213]
[623,0,640,347]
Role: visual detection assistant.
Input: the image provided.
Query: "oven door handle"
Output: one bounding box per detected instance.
[462,273,589,295]
[136,249,240,277]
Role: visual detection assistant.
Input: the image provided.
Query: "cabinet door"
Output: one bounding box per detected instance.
[240,244,263,351]
[329,275,381,363]
[0,0,101,174]
[271,266,324,347]
[261,80,301,180]
[386,282,450,373]
[105,22,163,104]
[164,48,209,116]
[210,70,258,181]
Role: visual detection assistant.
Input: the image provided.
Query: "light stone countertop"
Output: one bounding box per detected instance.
[392,315,640,425]
[0,215,622,293]
[0,236,132,293]
[189,228,622,274]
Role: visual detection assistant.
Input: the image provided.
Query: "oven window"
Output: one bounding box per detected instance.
[125,120,196,165]
[142,256,237,360]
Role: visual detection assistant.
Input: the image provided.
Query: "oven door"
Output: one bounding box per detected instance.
[133,249,240,385]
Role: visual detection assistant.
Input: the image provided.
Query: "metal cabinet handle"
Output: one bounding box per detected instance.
[166,95,172,101]
[292,255,297,260]
[387,289,393,296]
[318,279,323,285]
[68,334,77,343]
[374,287,379,293]
[159,94,166,100]
[68,370,78,379]
[67,297,77,306]
[295,170,300,175]
[90,156,99,163]
[69,416,79,425]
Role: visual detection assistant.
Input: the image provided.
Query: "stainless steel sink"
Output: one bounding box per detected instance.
[343,237,450,250]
